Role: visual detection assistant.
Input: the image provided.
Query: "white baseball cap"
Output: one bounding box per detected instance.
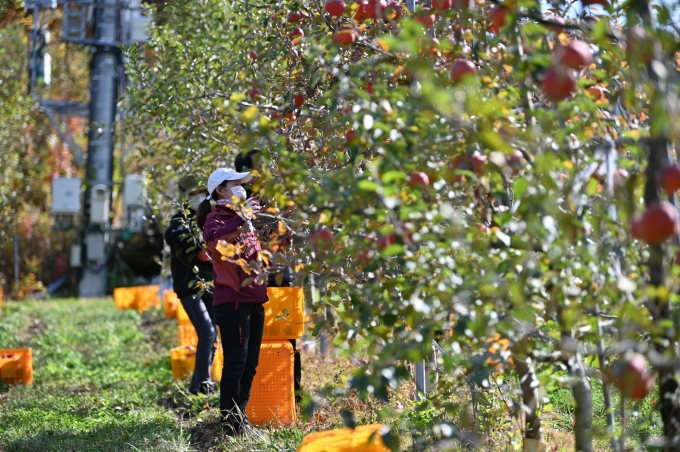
[206,168,252,199]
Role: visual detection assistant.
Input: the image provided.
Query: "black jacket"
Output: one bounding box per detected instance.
[165,209,214,299]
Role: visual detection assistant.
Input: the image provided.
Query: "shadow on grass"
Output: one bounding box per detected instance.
[4,416,188,452]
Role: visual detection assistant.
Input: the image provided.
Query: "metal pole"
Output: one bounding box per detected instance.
[415,359,426,401]
[310,274,327,357]
[79,0,120,296]
[13,234,19,290]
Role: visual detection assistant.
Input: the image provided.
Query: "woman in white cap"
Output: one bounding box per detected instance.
[196,167,267,436]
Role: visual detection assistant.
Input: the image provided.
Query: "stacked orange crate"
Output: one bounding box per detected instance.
[240,287,304,426]
[245,340,295,426]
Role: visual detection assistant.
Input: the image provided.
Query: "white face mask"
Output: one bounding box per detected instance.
[188,194,204,210]
[229,185,247,201]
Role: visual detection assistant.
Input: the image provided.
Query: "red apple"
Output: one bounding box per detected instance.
[290,27,304,39]
[541,66,577,102]
[288,11,303,22]
[384,1,402,20]
[366,80,373,94]
[249,51,258,60]
[661,165,680,195]
[587,85,606,102]
[432,0,452,11]
[509,149,525,167]
[472,154,488,175]
[249,88,261,100]
[284,107,296,121]
[613,354,655,401]
[366,0,387,19]
[310,227,334,247]
[325,0,347,16]
[489,7,508,33]
[630,201,678,245]
[627,27,656,64]
[294,93,305,108]
[354,0,371,21]
[408,171,430,188]
[334,26,356,46]
[556,40,593,70]
[416,8,436,29]
[450,58,477,83]
[346,129,358,141]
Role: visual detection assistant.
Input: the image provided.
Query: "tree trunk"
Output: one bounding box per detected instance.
[516,358,542,441]
[571,350,593,452]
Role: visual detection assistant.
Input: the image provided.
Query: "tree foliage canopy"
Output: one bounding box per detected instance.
[126,0,680,447]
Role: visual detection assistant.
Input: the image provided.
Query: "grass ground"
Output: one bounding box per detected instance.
[0,298,654,451]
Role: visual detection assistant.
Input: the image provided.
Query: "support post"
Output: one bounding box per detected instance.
[13,234,19,291]
[415,360,427,401]
[79,0,120,297]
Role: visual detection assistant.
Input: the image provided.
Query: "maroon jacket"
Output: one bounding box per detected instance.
[203,204,268,306]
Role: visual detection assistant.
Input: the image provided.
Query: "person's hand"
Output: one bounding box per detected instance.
[246,197,262,211]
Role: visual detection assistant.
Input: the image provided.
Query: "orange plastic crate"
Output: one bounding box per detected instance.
[163,290,179,318]
[170,345,223,382]
[114,287,138,310]
[246,340,295,426]
[170,346,196,380]
[0,348,33,385]
[211,345,223,382]
[263,287,304,339]
[178,324,198,347]
[297,425,392,452]
[135,285,160,313]
[177,302,190,324]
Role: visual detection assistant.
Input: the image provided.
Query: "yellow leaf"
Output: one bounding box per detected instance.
[278,220,287,236]
[240,106,259,123]
[295,263,305,272]
[563,160,574,169]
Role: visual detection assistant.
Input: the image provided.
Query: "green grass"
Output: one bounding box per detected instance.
[0,299,410,452]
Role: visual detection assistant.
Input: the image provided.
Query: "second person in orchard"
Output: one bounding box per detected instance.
[196,167,268,436]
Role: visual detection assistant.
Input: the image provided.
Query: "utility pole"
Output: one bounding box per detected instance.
[78,0,120,297]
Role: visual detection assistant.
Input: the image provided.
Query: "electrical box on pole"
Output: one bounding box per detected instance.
[90,184,110,225]
[86,233,106,261]
[51,177,81,215]
[70,244,82,267]
[123,174,145,209]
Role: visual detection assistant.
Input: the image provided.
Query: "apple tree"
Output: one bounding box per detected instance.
[125,0,680,448]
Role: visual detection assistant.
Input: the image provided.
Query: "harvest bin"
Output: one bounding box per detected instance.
[246,340,295,426]
[170,345,223,381]
[114,285,160,313]
[263,287,304,339]
[175,287,304,347]
[0,348,33,385]
[296,425,392,452]
[163,290,179,319]
[176,303,198,347]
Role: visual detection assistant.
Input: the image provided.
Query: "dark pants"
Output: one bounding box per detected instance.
[215,302,265,428]
[180,294,217,394]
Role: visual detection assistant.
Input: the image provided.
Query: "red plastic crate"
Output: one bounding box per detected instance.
[0,348,33,385]
[245,340,295,426]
